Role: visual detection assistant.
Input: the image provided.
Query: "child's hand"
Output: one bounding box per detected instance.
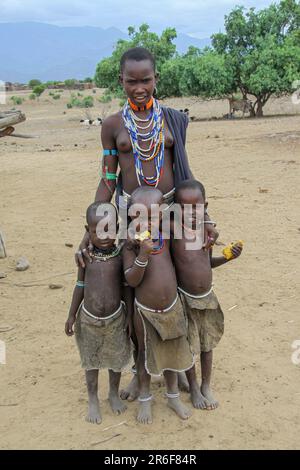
[231,244,243,259]
[65,315,76,336]
[139,238,155,256]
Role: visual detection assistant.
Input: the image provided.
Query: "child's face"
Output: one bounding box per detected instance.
[177,189,206,229]
[88,217,117,249]
[130,205,162,238]
[120,59,156,107]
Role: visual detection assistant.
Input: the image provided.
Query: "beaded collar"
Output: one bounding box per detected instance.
[91,245,121,261]
[128,97,153,112]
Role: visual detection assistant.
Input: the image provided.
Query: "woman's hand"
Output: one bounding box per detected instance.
[75,231,93,268]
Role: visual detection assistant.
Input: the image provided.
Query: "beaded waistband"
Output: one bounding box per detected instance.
[81,301,123,321]
[135,294,178,313]
[178,285,214,299]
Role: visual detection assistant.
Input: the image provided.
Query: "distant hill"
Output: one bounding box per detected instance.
[0,22,211,83]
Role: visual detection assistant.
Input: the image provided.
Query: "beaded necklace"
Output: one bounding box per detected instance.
[91,245,121,262]
[151,232,165,255]
[122,97,165,187]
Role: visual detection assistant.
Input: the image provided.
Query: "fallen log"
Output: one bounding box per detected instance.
[0,231,7,259]
[0,111,26,130]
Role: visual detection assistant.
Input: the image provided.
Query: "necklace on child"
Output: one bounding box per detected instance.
[122,97,165,188]
[151,232,165,255]
[91,245,121,262]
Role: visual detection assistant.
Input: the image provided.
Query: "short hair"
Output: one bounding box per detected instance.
[175,179,206,201]
[120,47,156,73]
[86,202,117,226]
[130,186,163,206]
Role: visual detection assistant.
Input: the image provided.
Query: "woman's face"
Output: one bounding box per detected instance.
[120,59,156,107]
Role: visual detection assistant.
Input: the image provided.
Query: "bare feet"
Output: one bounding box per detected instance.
[137,400,153,425]
[177,372,190,393]
[190,385,210,409]
[109,392,127,415]
[86,397,102,424]
[167,397,192,420]
[120,375,139,402]
[201,383,219,410]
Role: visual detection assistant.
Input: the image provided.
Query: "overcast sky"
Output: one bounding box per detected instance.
[0,0,276,37]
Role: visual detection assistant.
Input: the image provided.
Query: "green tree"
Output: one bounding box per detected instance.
[178,51,234,99]
[28,79,41,88]
[94,24,177,96]
[64,79,77,89]
[33,84,46,99]
[211,0,300,116]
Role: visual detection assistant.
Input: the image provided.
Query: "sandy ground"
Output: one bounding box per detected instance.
[0,89,300,450]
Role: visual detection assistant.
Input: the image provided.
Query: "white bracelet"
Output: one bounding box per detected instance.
[138,395,153,403]
[134,258,149,268]
[203,221,216,226]
[165,392,180,399]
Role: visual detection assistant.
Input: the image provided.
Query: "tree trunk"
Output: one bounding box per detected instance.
[255,99,264,117]
[0,231,6,259]
[0,111,26,130]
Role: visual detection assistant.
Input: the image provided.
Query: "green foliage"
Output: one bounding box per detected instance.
[29,93,36,100]
[211,0,300,115]
[33,84,46,97]
[99,92,113,103]
[10,96,24,105]
[64,79,77,89]
[94,24,177,95]
[67,94,94,108]
[28,79,41,88]
[179,52,234,99]
[92,2,300,116]
[52,94,61,100]
[83,77,93,83]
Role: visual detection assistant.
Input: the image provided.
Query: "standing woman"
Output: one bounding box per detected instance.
[76,46,218,264]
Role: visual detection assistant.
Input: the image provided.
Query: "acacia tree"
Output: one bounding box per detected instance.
[211,0,300,116]
[94,24,177,96]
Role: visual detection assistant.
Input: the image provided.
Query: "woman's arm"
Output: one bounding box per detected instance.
[95,115,119,202]
[76,115,119,267]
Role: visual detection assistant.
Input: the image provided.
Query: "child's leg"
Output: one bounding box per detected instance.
[177,371,190,393]
[120,286,140,402]
[108,370,127,415]
[200,350,219,410]
[85,369,101,424]
[164,370,192,420]
[134,308,152,424]
[185,364,210,409]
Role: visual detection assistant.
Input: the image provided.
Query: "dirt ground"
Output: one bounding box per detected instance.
[0,89,300,450]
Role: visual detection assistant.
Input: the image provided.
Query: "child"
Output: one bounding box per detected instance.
[123,186,194,424]
[172,180,243,410]
[65,202,131,424]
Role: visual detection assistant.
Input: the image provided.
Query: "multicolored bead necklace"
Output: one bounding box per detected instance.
[122,97,165,187]
[151,231,165,255]
[91,245,121,262]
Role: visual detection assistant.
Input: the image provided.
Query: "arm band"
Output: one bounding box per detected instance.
[103,171,117,180]
[76,281,85,288]
[103,149,118,156]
